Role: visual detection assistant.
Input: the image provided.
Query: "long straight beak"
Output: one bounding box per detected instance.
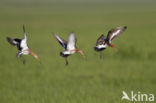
[36,57,40,61]
[29,49,40,62]
[78,50,86,59]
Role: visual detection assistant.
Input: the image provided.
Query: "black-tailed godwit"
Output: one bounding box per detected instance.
[53,32,85,65]
[7,25,40,64]
[94,26,127,59]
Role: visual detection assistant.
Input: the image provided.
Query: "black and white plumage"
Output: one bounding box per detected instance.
[7,25,40,64]
[94,34,107,52]
[53,32,85,65]
[94,26,127,58]
[106,26,127,44]
[7,38,22,50]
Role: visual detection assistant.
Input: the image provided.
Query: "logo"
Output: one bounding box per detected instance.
[122,91,154,102]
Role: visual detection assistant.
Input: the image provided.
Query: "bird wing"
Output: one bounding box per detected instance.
[67,32,76,51]
[96,34,106,46]
[106,26,127,43]
[23,25,27,41]
[53,34,67,50]
[7,37,19,46]
[21,25,28,50]
[7,37,23,50]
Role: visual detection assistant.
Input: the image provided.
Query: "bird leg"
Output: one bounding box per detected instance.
[16,51,22,58]
[65,58,68,66]
[21,56,26,64]
[16,52,26,64]
[100,52,104,59]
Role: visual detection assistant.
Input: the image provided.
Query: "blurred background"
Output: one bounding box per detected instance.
[0,0,156,103]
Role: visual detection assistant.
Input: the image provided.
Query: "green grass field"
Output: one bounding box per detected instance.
[0,0,156,103]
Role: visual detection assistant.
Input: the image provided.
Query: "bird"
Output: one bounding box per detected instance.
[53,32,85,65]
[94,26,127,59]
[6,25,40,64]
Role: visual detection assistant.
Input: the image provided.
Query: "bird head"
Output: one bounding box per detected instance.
[109,44,118,52]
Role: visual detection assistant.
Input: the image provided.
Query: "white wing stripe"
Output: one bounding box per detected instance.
[111,29,120,39]
[56,35,64,44]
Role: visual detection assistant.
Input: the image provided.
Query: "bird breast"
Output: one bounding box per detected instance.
[21,50,29,55]
[96,44,107,49]
[63,50,75,55]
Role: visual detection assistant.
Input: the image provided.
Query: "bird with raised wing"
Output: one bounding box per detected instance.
[53,32,85,65]
[7,25,40,64]
[94,26,127,59]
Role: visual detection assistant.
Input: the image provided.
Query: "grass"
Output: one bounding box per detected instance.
[0,0,156,103]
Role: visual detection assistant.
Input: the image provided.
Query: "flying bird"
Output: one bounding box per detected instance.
[53,32,85,65]
[94,26,127,59]
[7,25,40,64]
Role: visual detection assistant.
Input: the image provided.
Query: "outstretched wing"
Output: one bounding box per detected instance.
[7,37,19,46]
[95,34,106,46]
[21,25,28,50]
[7,37,22,50]
[22,24,27,41]
[53,34,67,50]
[106,26,127,43]
[67,32,76,50]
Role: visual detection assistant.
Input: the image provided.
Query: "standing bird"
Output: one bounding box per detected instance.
[53,32,85,65]
[7,25,40,64]
[94,26,127,59]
